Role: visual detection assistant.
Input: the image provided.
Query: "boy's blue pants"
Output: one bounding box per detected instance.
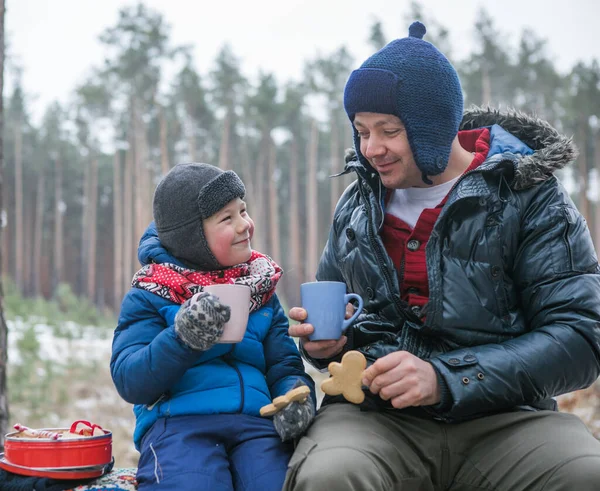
[136,414,293,490]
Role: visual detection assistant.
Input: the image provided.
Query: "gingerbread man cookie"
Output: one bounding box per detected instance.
[260,385,311,417]
[321,350,367,404]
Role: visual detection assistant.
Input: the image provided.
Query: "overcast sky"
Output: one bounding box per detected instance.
[7,0,600,123]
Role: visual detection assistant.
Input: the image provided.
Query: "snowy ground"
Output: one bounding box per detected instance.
[8,317,113,365]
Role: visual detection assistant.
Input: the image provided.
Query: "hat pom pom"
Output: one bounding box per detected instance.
[408,21,426,39]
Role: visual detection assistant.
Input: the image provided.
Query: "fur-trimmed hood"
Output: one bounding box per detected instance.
[344,107,578,191]
[460,107,578,190]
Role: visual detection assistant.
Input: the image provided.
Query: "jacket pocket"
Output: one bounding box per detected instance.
[561,206,598,272]
[139,418,167,452]
[491,267,512,322]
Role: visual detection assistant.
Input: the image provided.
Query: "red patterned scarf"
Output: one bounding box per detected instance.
[132,250,282,312]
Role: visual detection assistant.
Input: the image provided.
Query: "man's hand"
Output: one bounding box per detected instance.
[362,351,441,408]
[288,305,353,360]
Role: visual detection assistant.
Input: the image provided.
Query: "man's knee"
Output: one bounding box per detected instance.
[544,455,600,491]
[286,447,386,491]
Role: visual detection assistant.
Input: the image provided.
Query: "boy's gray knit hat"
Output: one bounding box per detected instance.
[153,163,246,271]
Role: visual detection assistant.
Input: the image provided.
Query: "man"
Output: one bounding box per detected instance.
[284,21,600,491]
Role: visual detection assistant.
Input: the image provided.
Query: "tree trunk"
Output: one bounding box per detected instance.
[101,218,114,310]
[238,133,259,252]
[159,105,170,175]
[267,140,280,262]
[86,158,98,302]
[252,134,268,254]
[218,110,231,170]
[0,0,9,450]
[23,195,34,295]
[186,111,197,162]
[594,131,600,254]
[123,143,134,291]
[113,151,124,309]
[14,115,23,291]
[329,118,340,218]
[53,156,64,290]
[482,66,492,106]
[238,134,256,209]
[79,162,89,293]
[287,137,302,307]
[1,182,10,281]
[306,119,319,281]
[132,99,153,246]
[133,99,145,246]
[32,170,45,297]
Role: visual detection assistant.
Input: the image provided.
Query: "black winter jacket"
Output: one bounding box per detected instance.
[307,108,600,421]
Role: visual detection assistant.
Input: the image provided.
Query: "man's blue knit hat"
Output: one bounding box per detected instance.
[343,21,463,180]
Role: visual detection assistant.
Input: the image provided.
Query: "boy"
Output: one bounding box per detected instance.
[111,163,315,490]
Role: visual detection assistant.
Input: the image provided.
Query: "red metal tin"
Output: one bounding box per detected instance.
[4,428,112,469]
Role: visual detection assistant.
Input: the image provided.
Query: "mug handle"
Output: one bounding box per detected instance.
[341,293,364,332]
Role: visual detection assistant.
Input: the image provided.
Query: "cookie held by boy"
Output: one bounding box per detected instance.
[260,385,311,417]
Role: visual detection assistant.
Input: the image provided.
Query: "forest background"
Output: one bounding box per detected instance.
[0,0,599,467]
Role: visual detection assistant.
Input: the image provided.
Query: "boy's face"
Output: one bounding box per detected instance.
[354,112,423,189]
[203,198,254,267]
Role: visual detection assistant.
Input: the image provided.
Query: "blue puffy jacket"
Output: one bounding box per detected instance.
[111,223,314,448]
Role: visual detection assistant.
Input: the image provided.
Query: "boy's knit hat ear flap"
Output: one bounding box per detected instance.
[343,21,463,179]
[153,163,246,271]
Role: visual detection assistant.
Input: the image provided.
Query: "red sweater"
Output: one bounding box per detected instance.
[380,128,491,316]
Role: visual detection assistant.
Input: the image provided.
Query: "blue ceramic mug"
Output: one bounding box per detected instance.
[301,281,364,341]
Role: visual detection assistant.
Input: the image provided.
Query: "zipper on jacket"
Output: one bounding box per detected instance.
[561,207,573,267]
[377,180,407,292]
[223,354,245,413]
[398,257,406,296]
[358,181,411,323]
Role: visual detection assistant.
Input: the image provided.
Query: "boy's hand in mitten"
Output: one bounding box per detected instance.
[272,382,316,442]
[174,292,231,351]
